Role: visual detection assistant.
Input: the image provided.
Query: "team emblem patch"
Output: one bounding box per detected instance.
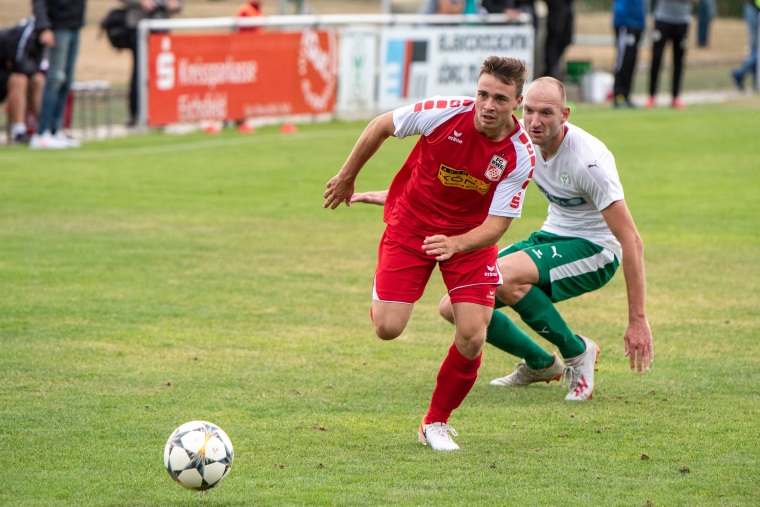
[485,155,507,182]
[560,172,570,186]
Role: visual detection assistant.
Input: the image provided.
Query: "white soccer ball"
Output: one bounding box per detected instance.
[163,420,234,491]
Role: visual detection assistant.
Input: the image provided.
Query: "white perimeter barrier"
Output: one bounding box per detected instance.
[137,14,533,129]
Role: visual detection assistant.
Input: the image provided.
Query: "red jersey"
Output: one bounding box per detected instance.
[384,96,535,237]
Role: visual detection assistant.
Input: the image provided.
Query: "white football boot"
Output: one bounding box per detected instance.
[563,335,600,401]
[418,420,460,451]
[490,353,565,387]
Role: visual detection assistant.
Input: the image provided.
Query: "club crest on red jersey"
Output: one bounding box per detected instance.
[485,154,507,182]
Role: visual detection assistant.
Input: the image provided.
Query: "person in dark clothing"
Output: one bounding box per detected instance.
[481,0,537,25]
[481,0,542,74]
[696,0,716,47]
[645,0,695,109]
[0,16,45,143]
[121,0,183,127]
[731,0,759,91]
[30,0,86,149]
[612,0,647,108]
[542,0,575,80]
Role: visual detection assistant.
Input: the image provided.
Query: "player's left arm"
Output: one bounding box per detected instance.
[422,215,513,261]
[601,199,654,374]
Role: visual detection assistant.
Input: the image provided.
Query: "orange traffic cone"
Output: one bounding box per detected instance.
[203,122,221,134]
[237,122,256,134]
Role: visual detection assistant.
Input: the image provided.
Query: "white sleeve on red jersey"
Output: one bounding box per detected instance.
[392,96,476,139]
[488,128,535,218]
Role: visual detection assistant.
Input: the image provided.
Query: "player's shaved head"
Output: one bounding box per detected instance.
[525,77,567,108]
[521,76,571,156]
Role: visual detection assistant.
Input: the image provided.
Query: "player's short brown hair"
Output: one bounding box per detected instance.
[479,56,529,97]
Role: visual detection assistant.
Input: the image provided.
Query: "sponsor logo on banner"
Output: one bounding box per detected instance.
[485,155,506,182]
[148,31,337,126]
[438,165,490,195]
[298,30,337,111]
[378,25,534,110]
[156,37,175,90]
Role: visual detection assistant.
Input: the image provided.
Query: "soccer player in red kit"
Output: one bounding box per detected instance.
[323,56,535,451]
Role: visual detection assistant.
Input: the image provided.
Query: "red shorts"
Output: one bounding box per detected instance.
[373,226,502,306]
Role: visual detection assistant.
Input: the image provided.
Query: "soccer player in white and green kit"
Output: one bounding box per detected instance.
[441,76,653,400]
[353,76,654,402]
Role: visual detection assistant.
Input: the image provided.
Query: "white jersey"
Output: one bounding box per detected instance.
[533,122,625,260]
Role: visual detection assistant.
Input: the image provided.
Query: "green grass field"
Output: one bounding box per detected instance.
[1,99,759,506]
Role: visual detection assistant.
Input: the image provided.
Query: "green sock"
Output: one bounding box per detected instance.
[486,310,555,370]
[512,286,585,359]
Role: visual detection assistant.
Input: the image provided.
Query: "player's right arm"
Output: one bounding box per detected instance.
[323,112,395,210]
[601,199,653,374]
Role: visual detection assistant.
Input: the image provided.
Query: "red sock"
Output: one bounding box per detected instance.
[424,343,482,425]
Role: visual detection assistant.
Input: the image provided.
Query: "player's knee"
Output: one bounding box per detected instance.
[373,321,403,341]
[438,295,455,324]
[497,270,534,306]
[495,283,523,306]
[455,331,487,357]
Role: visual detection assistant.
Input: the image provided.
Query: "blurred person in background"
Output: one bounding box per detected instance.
[236,0,263,32]
[122,0,183,127]
[30,0,86,149]
[481,0,541,73]
[696,0,716,48]
[481,0,537,25]
[612,0,647,108]
[645,0,696,109]
[418,0,465,15]
[0,15,45,144]
[731,0,760,91]
[542,0,575,80]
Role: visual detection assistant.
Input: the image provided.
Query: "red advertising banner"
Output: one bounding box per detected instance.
[147,30,338,126]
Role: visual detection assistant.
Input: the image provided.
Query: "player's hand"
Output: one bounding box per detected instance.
[624,318,653,374]
[40,29,54,47]
[323,174,354,209]
[350,191,388,206]
[422,235,458,261]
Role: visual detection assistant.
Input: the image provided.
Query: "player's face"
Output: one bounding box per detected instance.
[473,73,521,140]
[521,84,570,150]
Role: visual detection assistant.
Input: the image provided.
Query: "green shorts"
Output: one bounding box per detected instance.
[498,230,619,304]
